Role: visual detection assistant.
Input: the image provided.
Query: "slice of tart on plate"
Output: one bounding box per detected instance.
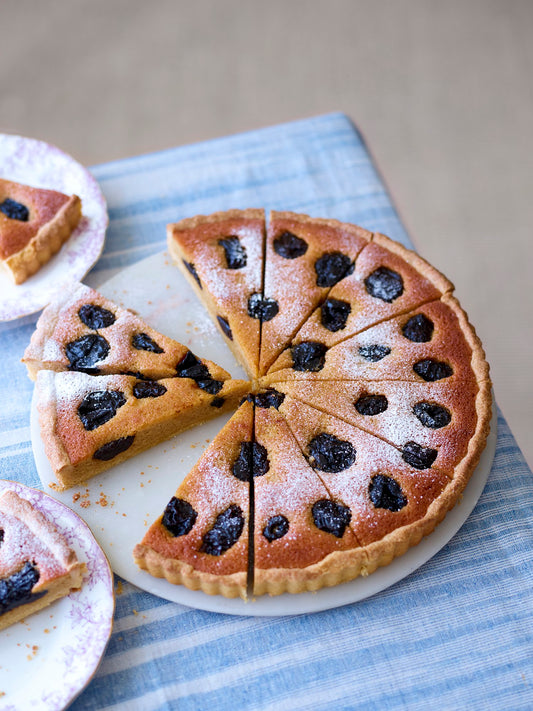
[37,370,250,490]
[0,489,85,631]
[134,400,254,599]
[0,177,82,285]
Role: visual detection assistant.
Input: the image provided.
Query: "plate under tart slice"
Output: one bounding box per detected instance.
[259,212,372,375]
[167,209,266,378]
[266,232,453,364]
[0,489,85,631]
[277,396,468,576]
[23,282,229,385]
[0,178,82,285]
[261,295,489,387]
[252,394,365,597]
[37,370,250,490]
[134,401,254,599]
[274,377,492,478]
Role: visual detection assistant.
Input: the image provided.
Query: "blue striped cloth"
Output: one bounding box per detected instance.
[2,113,532,710]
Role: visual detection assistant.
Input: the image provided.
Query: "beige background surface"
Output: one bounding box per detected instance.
[1,0,532,467]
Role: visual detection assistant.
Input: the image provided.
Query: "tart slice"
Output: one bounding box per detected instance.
[259,212,372,375]
[23,282,229,385]
[167,209,266,377]
[0,489,85,631]
[252,395,365,597]
[37,370,250,489]
[0,178,82,284]
[267,233,453,363]
[134,400,254,599]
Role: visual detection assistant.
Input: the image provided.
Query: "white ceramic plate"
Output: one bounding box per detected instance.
[31,251,496,617]
[0,481,114,710]
[0,133,108,321]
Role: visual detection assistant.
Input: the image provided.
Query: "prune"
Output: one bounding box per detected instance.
[0,561,45,615]
[66,334,110,373]
[0,198,29,221]
[273,231,308,259]
[133,381,167,399]
[232,441,270,481]
[308,433,356,473]
[369,474,407,512]
[78,390,126,430]
[315,252,354,287]
[210,397,225,408]
[254,389,285,410]
[217,315,233,340]
[93,435,135,461]
[320,298,351,332]
[197,378,224,395]
[218,236,247,269]
[176,351,210,381]
[263,515,289,542]
[247,293,279,322]
[183,260,202,288]
[291,341,327,371]
[358,345,391,362]
[402,314,434,342]
[413,359,453,382]
[355,394,388,416]
[364,267,404,302]
[78,304,116,330]
[162,497,197,537]
[200,504,244,556]
[312,499,351,538]
[402,441,438,469]
[413,402,451,429]
[132,332,164,353]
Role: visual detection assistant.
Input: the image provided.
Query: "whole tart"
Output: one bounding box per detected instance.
[0,489,85,631]
[0,178,82,284]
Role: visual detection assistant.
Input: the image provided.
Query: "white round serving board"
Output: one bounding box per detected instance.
[31,250,497,617]
[0,133,108,321]
[0,481,114,710]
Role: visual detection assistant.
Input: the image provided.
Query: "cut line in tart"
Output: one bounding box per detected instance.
[0,178,82,285]
[0,489,85,631]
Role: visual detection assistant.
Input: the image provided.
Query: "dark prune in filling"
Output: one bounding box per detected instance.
[66,334,110,373]
[196,378,224,395]
[358,344,391,362]
[320,298,351,332]
[413,402,452,429]
[210,396,225,408]
[78,390,127,430]
[402,313,434,343]
[162,497,197,537]
[0,197,29,221]
[200,504,244,556]
[218,236,247,269]
[217,315,233,340]
[312,499,351,538]
[413,359,453,382]
[253,389,285,410]
[291,341,327,372]
[0,561,45,615]
[364,266,404,302]
[247,293,279,322]
[232,441,270,481]
[133,381,167,399]
[78,303,116,330]
[355,394,388,416]
[132,332,164,353]
[402,441,438,469]
[315,252,354,287]
[273,231,308,259]
[93,435,135,461]
[176,351,210,380]
[308,433,356,473]
[183,260,202,288]
[369,474,407,512]
[263,515,290,542]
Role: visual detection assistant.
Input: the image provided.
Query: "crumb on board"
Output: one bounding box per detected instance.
[72,493,81,503]
[115,580,123,595]
[49,483,59,491]
[80,500,91,508]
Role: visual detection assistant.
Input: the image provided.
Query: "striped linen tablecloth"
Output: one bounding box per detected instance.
[1,113,532,710]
